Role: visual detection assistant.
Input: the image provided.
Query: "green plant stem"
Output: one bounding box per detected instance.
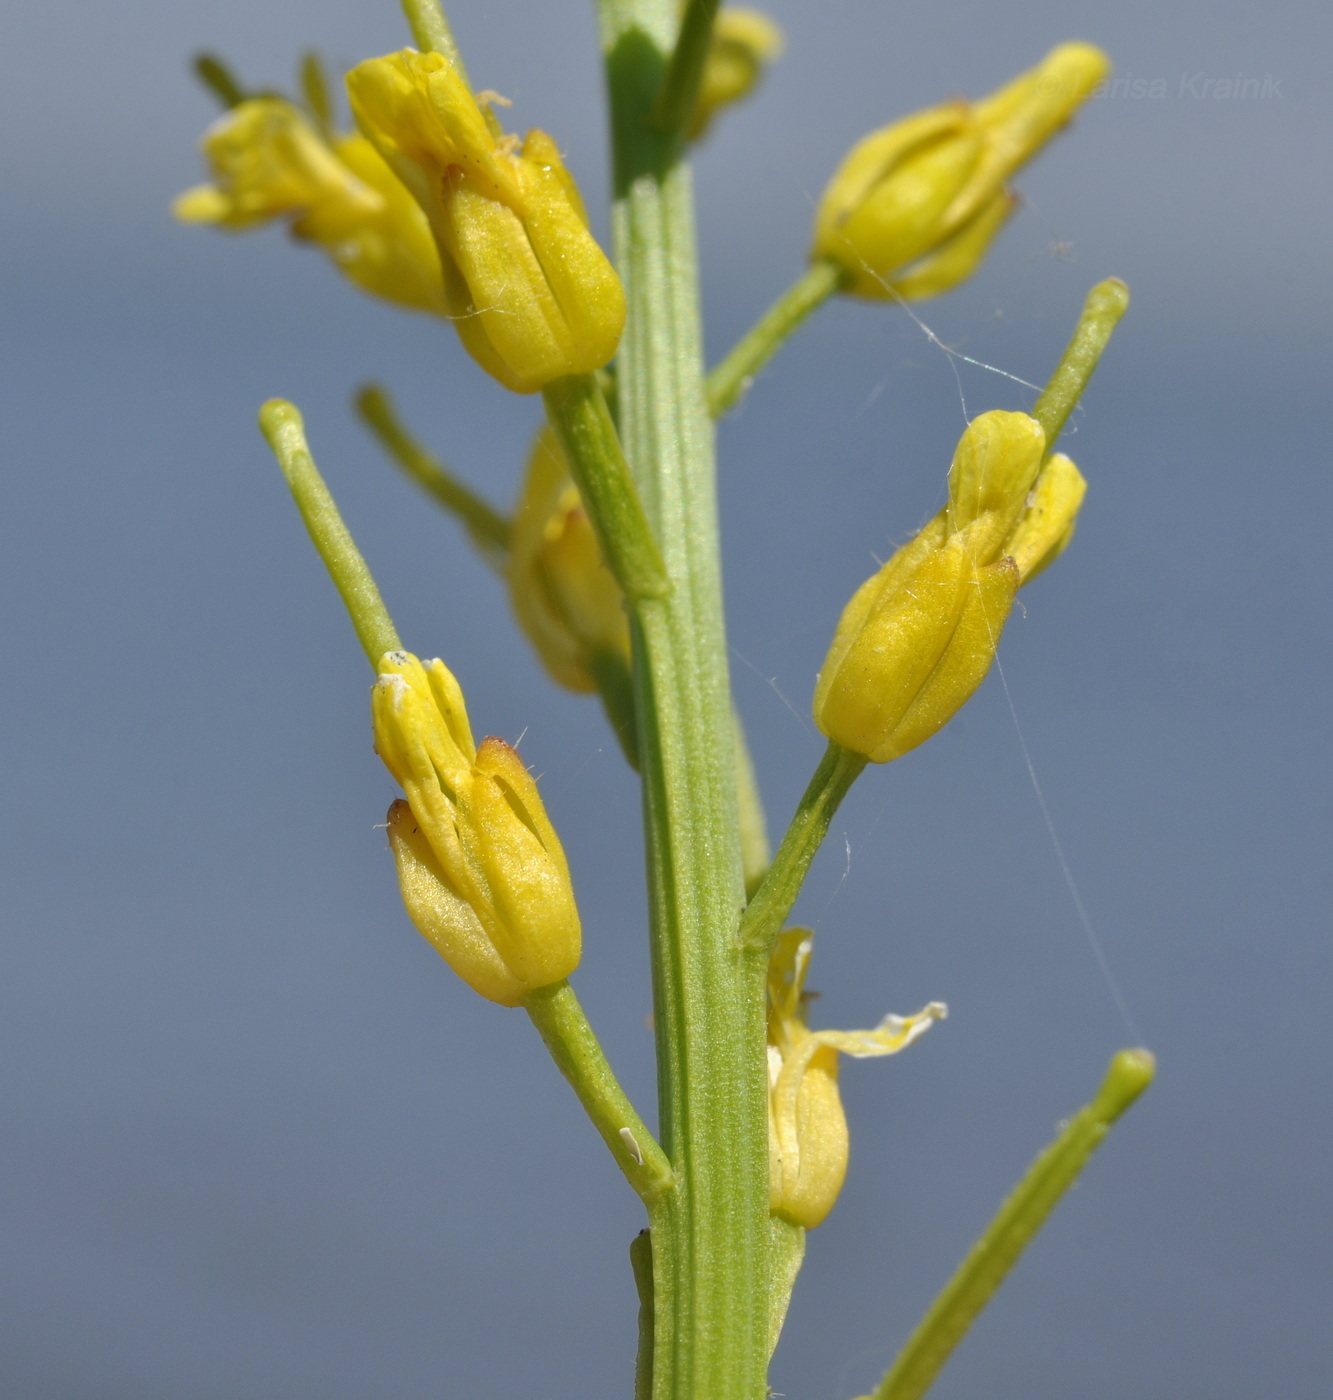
[870,1049,1156,1400]
[630,1229,655,1400]
[523,980,674,1204]
[651,0,720,133]
[400,0,468,82]
[600,3,769,1396]
[739,740,867,953]
[542,373,670,605]
[258,400,401,667]
[1032,278,1130,453]
[354,384,511,568]
[707,258,845,417]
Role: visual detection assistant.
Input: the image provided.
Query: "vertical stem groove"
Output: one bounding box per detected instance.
[599,3,769,1396]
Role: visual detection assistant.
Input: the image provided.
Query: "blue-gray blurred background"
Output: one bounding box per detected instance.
[2,1,1329,1396]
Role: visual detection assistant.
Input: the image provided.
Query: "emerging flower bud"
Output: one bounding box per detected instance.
[507,427,632,694]
[174,97,447,314]
[373,650,581,1005]
[768,930,944,1228]
[812,42,1109,299]
[815,410,1088,763]
[346,50,626,393]
[689,8,784,142]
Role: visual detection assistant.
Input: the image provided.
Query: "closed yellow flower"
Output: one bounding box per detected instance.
[346,50,625,393]
[373,650,581,1006]
[815,410,1087,763]
[507,427,631,694]
[767,929,945,1228]
[174,97,447,314]
[813,42,1109,299]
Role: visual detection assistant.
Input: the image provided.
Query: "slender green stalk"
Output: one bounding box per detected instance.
[1032,278,1130,453]
[707,258,845,417]
[258,400,401,667]
[542,373,670,605]
[739,741,867,953]
[523,980,674,1204]
[630,1229,656,1400]
[193,53,246,108]
[400,0,468,81]
[651,0,720,133]
[600,3,770,1396]
[354,384,511,568]
[734,712,771,898]
[870,1049,1156,1400]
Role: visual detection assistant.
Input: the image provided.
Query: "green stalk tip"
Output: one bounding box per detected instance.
[1032,277,1130,451]
[258,398,402,668]
[1093,1047,1156,1122]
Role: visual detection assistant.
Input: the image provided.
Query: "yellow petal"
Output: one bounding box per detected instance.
[1005,452,1087,582]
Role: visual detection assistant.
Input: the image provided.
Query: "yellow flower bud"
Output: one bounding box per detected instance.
[813,42,1109,299]
[689,8,785,142]
[173,98,447,314]
[767,930,944,1228]
[373,650,581,1005]
[815,410,1062,763]
[507,427,631,694]
[346,50,626,393]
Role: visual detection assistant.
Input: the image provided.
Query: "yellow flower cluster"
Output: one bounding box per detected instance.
[767,929,945,1227]
[372,650,581,1006]
[814,411,1085,763]
[177,51,624,393]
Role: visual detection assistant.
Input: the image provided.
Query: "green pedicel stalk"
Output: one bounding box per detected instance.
[541,372,669,606]
[354,384,511,567]
[259,400,401,665]
[523,981,674,1204]
[707,258,846,417]
[400,0,469,84]
[866,1049,1155,1400]
[599,2,770,1396]
[1032,277,1130,452]
[739,741,867,954]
